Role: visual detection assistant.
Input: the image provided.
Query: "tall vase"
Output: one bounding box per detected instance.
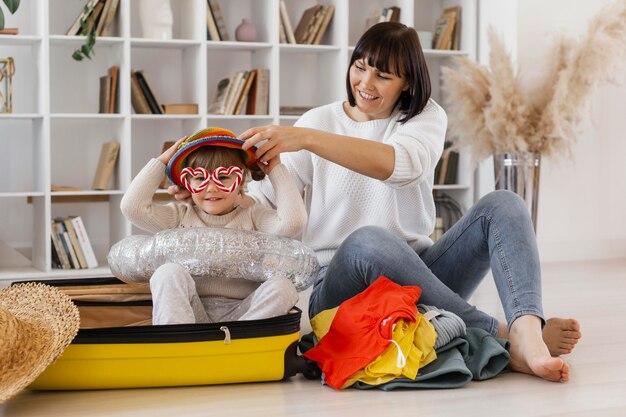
[493,152,541,232]
[139,0,174,40]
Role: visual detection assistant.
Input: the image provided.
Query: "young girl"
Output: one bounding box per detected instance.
[120,127,307,325]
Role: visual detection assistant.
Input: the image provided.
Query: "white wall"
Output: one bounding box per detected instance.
[517,0,626,262]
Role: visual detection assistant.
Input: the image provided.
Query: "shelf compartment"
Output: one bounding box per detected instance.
[0,42,43,114]
[0,196,42,275]
[0,118,45,193]
[279,49,344,111]
[49,41,123,114]
[131,45,202,115]
[50,118,124,192]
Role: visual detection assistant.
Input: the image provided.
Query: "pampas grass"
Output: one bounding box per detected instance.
[441,0,626,162]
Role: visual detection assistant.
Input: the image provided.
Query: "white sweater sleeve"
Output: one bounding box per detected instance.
[384,100,448,188]
[250,164,307,238]
[120,158,187,233]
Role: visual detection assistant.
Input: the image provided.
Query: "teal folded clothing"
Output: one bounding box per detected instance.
[350,327,510,390]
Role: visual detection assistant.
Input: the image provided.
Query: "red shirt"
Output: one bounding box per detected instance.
[304,276,422,389]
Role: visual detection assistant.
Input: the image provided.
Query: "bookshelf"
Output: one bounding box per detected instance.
[0,0,480,283]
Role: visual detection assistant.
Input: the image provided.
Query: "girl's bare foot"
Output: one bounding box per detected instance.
[508,315,570,382]
[542,318,581,356]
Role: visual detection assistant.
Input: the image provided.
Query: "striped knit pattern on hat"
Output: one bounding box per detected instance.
[165,127,258,187]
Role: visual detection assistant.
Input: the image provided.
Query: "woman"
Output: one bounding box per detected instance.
[174,22,581,382]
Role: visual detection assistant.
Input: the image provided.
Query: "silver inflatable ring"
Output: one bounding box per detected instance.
[107,228,319,292]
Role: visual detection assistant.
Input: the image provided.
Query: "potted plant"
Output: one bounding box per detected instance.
[0,0,19,31]
[440,0,626,229]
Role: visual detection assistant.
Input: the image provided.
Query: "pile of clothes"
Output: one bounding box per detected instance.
[302,276,510,390]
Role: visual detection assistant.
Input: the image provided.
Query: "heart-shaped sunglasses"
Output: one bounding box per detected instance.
[179,166,243,194]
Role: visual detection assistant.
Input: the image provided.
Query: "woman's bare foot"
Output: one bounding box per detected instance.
[542,318,581,356]
[508,315,570,382]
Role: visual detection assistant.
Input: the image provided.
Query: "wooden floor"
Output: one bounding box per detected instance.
[2,259,626,417]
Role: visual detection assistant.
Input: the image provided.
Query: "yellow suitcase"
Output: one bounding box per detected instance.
[27,278,317,390]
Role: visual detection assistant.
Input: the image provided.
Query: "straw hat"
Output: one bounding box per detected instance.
[165,127,259,188]
[0,282,80,403]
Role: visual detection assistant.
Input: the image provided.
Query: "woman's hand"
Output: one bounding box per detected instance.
[239,125,310,165]
[157,136,187,165]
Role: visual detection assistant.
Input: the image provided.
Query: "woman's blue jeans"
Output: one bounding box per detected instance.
[308,190,544,337]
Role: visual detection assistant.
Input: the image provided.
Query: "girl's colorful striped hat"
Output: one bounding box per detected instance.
[165,127,258,187]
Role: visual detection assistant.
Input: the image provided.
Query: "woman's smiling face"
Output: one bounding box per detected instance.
[347,58,408,121]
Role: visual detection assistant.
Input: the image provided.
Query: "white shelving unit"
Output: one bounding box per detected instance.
[0,0,478,283]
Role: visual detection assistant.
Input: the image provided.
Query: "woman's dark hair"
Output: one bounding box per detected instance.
[346,22,431,123]
[186,146,265,182]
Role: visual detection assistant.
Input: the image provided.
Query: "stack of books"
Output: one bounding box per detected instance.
[66,0,120,37]
[51,216,98,270]
[99,65,119,114]
[280,2,335,45]
[434,142,460,185]
[130,70,163,114]
[432,6,462,50]
[208,68,269,116]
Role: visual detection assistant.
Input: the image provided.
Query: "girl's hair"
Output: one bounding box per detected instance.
[186,146,265,181]
[346,21,431,123]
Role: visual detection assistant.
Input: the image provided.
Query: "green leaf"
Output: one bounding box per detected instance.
[0,9,5,31]
[72,50,84,61]
[3,0,19,14]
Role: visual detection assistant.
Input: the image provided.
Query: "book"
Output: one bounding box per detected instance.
[81,1,105,36]
[162,103,199,114]
[99,0,120,36]
[130,72,151,114]
[387,6,401,23]
[225,70,248,115]
[66,0,100,36]
[206,0,221,41]
[54,221,80,269]
[312,6,335,45]
[63,217,88,269]
[445,6,462,50]
[279,0,296,44]
[294,5,322,44]
[51,184,83,192]
[92,141,120,190]
[95,0,112,36]
[444,150,459,184]
[233,70,256,115]
[208,0,229,41]
[50,235,63,269]
[279,17,287,43]
[433,10,457,50]
[69,216,99,268]
[135,70,163,114]
[304,5,328,44]
[98,74,111,114]
[108,65,119,113]
[246,68,269,115]
[207,76,232,114]
[51,221,72,269]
